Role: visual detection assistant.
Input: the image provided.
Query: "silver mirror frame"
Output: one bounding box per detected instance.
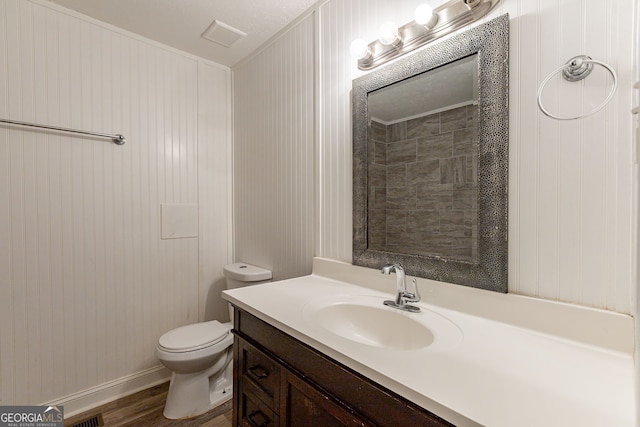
[352,14,509,292]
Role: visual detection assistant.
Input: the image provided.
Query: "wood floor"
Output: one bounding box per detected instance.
[64,382,233,427]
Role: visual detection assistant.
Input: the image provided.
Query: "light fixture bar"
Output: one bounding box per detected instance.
[357,0,501,70]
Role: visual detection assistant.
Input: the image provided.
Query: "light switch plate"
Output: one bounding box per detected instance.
[161,204,198,239]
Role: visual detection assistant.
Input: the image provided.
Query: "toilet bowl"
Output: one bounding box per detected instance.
[155,320,233,419]
[155,262,272,419]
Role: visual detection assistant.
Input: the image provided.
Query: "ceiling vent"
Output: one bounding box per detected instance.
[201,20,247,48]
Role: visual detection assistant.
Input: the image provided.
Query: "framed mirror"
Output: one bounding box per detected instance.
[352,14,509,292]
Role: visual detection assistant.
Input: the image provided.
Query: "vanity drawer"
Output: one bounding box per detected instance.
[238,339,281,409]
[239,387,279,427]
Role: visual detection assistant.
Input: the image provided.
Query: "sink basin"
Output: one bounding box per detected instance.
[303,295,462,351]
[311,302,433,349]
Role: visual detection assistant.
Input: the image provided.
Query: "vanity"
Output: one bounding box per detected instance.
[223,258,634,427]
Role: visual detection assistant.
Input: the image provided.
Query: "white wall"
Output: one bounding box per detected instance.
[234,0,637,314]
[198,61,234,322]
[633,1,640,419]
[0,0,232,410]
[233,15,316,280]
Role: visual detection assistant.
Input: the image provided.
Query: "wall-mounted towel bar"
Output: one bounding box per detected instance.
[0,118,126,145]
[537,55,617,121]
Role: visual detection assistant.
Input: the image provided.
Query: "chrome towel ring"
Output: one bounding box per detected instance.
[537,55,617,121]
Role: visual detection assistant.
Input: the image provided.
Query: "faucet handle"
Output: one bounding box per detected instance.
[402,278,421,303]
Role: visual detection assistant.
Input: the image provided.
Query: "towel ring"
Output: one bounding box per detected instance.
[537,55,617,121]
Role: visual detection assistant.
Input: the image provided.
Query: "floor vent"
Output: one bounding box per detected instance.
[68,413,104,427]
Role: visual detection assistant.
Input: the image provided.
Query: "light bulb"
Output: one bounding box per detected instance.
[414,4,438,28]
[350,39,371,60]
[378,22,400,45]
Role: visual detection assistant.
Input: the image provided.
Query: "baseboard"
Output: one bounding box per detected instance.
[43,365,171,418]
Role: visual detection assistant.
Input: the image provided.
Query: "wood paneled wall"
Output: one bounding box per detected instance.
[235,0,636,313]
[233,15,315,281]
[0,0,231,408]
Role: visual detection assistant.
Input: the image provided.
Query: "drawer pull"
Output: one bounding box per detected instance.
[248,410,270,427]
[248,365,269,379]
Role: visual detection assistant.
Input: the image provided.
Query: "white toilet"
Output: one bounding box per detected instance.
[155,262,272,419]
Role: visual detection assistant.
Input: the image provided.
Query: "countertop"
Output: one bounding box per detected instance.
[222,258,634,427]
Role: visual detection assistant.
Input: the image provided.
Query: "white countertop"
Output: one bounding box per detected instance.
[222,258,634,427]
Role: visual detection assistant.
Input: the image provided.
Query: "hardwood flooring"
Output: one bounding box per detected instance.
[64,382,233,427]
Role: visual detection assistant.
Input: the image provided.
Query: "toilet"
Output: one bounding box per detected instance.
[155,262,272,419]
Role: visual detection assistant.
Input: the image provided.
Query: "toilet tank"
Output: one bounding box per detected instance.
[223,262,272,290]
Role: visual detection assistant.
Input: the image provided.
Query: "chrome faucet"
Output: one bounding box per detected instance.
[380,264,420,313]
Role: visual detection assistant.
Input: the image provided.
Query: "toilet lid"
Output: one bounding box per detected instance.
[158,320,229,352]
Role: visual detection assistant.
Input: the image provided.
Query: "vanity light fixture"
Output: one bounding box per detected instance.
[378,22,402,46]
[414,4,438,28]
[352,0,501,70]
[349,39,372,60]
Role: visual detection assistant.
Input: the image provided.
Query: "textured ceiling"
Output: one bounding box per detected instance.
[369,55,479,124]
[47,0,318,67]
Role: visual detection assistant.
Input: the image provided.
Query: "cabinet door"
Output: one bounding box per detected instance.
[282,371,372,427]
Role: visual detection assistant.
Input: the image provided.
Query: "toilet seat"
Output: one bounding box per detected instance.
[158,320,230,353]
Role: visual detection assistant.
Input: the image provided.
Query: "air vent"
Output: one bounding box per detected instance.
[68,413,104,427]
[201,20,246,48]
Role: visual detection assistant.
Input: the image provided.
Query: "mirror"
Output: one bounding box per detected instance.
[367,54,479,263]
[352,14,509,292]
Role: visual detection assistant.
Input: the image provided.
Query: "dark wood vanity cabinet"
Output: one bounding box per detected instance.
[232,308,454,427]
